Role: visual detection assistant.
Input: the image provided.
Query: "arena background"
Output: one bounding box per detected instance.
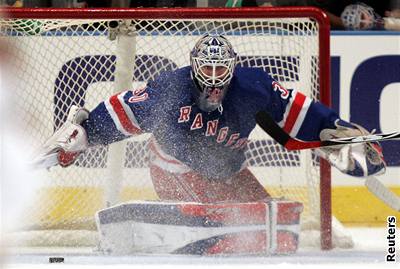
[330,31,400,225]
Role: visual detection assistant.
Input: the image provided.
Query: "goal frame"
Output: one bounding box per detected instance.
[1,6,332,250]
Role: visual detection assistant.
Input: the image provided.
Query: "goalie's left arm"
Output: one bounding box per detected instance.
[317,120,386,177]
[265,78,386,177]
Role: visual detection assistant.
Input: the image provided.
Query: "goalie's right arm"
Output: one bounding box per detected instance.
[31,105,90,169]
[32,88,149,169]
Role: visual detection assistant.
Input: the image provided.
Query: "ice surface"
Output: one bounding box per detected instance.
[2,227,397,269]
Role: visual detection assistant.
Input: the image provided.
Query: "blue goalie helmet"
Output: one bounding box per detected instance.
[190,35,237,112]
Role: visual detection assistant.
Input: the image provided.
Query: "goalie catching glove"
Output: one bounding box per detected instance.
[31,105,89,169]
[317,120,386,177]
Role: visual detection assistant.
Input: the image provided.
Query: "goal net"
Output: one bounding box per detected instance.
[0,7,341,252]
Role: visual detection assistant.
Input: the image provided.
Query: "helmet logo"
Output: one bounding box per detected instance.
[208,45,222,57]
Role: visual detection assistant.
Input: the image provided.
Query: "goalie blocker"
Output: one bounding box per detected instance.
[95,199,302,255]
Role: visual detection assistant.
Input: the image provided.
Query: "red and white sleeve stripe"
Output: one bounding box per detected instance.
[278,90,312,138]
[104,91,142,136]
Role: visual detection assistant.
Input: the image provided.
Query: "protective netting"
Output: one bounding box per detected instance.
[0,15,326,248]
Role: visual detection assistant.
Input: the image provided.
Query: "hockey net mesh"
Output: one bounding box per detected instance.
[1,15,326,248]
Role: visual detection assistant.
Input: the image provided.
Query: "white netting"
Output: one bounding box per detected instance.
[0,14,329,249]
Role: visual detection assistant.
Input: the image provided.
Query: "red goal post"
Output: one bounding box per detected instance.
[0,7,333,251]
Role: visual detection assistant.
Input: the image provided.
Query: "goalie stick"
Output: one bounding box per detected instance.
[365,176,400,212]
[255,111,400,150]
[255,110,400,211]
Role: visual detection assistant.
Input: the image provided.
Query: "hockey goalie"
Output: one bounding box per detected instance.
[32,35,386,255]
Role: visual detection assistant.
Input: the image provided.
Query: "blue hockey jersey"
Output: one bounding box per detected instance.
[82,66,341,179]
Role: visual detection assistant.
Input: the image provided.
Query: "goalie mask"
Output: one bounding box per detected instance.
[190,35,237,112]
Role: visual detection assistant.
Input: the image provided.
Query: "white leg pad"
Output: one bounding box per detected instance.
[95,200,303,255]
